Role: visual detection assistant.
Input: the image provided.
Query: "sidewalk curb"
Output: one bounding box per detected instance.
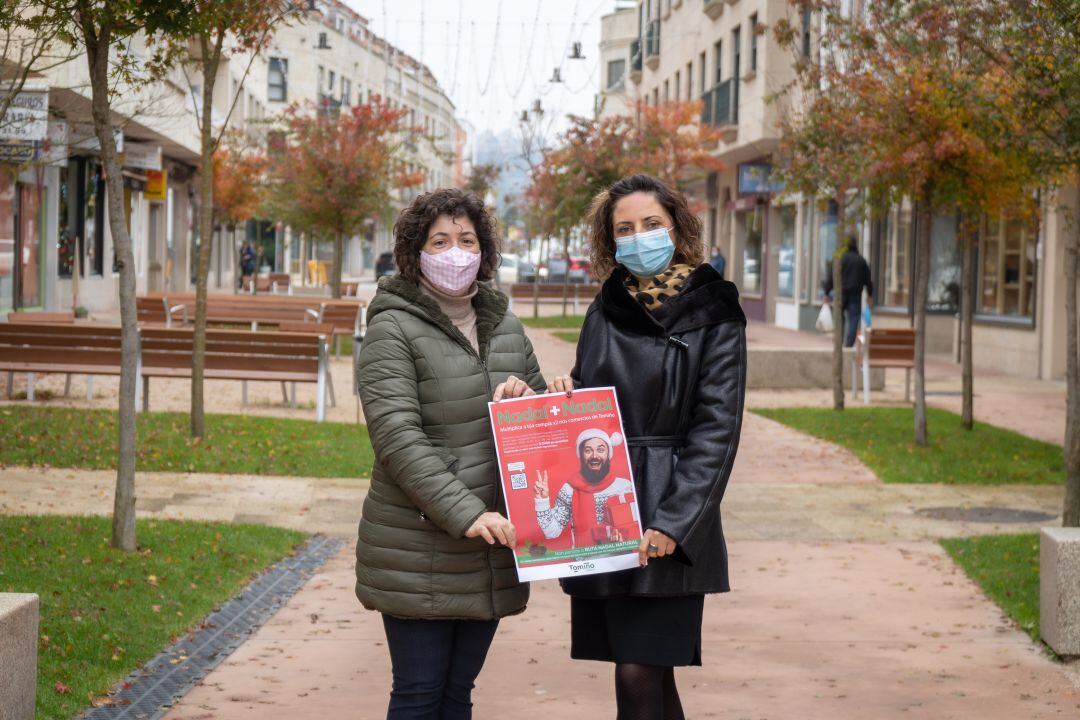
[78,534,345,719]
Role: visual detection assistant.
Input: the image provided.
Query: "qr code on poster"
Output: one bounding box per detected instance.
[510,472,528,490]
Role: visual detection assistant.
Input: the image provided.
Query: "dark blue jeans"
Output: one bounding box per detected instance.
[381,614,499,720]
[843,294,862,348]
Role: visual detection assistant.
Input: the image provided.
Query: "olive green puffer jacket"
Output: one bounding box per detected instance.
[355,275,547,620]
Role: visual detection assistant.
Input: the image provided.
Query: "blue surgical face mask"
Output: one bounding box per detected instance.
[615,226,676,278]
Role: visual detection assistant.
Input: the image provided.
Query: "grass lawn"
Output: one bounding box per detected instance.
[0,407,374,478]
[941,534,1041,642]
[552,330,581,344]
[754,407,1063,485]
[519,314,587,329]
[0,515,305,719]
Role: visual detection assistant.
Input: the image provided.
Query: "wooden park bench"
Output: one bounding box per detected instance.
[241,272,292,294]
[508,282,600,316]
[140,326,332,421]
[0,322,126,402]
[137,296,188,327]
[137,293,367,345]
[852,327,916,403]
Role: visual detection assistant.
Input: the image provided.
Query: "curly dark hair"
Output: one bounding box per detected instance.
[586,174,704,280]
[392,188,501,284]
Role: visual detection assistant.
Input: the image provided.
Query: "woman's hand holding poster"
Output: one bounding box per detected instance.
[488,387,643,581]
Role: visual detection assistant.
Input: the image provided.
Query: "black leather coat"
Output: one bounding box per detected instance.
[562,264,746,598]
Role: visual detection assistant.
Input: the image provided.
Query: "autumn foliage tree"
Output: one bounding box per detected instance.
[526,100,725,310]
[775,0,1040,441]
[962,0,1080,526]
[149,0,296,439]
[264,100,422,298]
[212,134,267,288]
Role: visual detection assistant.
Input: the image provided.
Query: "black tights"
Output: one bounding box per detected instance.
[614,663,685,720]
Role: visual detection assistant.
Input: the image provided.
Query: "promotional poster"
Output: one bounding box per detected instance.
[488,387,643,582]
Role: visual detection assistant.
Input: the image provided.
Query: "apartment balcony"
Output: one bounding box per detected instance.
[644,18,660,71]
[630,38,643,83]
[703,0,724,20]
[701,79,738,142]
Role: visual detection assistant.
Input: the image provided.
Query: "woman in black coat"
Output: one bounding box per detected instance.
[549,174,746,719]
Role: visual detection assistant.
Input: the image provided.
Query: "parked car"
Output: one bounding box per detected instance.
[375,252,395,279]
[545,255,569,284]
[568,256,592,284]
[497,254,519,286]
[517,258,537,283]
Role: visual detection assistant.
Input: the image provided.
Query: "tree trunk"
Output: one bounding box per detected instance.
[331,230,343,299]
[191,34,224,439]
[561,236,571,317]
[1063,188,1080,527]
[913,191,932,447]
[831,194,846,411]
[81,16,136,551]
[960,220,975,430]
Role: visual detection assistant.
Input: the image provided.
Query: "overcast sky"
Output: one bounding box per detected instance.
[347,0,615,138]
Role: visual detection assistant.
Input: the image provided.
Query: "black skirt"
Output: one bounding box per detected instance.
[570,594,704,666]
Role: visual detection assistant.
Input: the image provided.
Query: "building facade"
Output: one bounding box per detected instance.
[232,0,462,282]
[599,0,1076,381]
[1,0,463,316]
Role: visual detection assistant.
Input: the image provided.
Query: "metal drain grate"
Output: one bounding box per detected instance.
[915,506,1058,523]
[80,534,345,720]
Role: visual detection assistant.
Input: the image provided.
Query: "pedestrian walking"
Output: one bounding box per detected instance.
[821,234,874,347]
[709,245,726,278]
[239,239,256,289]
[355,188,548,719]
[548,174,747,720]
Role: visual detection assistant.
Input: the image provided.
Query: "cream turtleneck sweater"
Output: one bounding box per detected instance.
[419,277,479,353]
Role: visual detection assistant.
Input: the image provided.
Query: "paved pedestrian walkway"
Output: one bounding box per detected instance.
[3,300,1075,717]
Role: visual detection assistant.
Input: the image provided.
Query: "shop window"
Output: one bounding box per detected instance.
[978,210,1037,319]
[799,200,813,302]
[741,206,763,296]
[777,205,796,299]
[877,203,912,308]
[18,183,42,308]
[85,161,104,276]
[57,164,75,278]
[815,199,838,301]
[0,175,12,311]
[928,213,960,312]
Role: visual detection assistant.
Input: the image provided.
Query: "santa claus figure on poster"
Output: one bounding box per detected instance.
[533,428,641,547]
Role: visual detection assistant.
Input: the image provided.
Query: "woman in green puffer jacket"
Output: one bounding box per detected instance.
[356,188,548,719]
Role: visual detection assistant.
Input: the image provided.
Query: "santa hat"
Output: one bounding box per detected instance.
[576,428,623,453]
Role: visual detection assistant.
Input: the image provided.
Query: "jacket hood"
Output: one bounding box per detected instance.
[599,263,746,336]
[369,274,510,357]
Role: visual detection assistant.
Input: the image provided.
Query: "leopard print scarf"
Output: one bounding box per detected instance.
[624,263,695,310]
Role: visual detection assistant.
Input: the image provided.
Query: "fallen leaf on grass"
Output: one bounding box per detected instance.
[54,682,72,694]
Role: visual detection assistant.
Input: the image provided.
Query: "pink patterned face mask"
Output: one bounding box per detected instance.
[419,246,482,295]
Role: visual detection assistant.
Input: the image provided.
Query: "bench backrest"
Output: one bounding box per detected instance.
[7,311,75,323]
[867,327,916,364]
[140,293,366,329]
[0,322,123,370]
[509,283,600,300]
[318,301,363,333]
[140,327,324,377]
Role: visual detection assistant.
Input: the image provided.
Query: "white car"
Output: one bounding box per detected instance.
[497,255,519,286]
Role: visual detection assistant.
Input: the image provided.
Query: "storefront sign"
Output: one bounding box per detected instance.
[0,141,37,164]
[489,387,643,582]
[0,87,48,141]
[145,169,167,200]
[41,119,68,166]
[70,122,124,154]
[739,163,784,195]
[122,141,161,171]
